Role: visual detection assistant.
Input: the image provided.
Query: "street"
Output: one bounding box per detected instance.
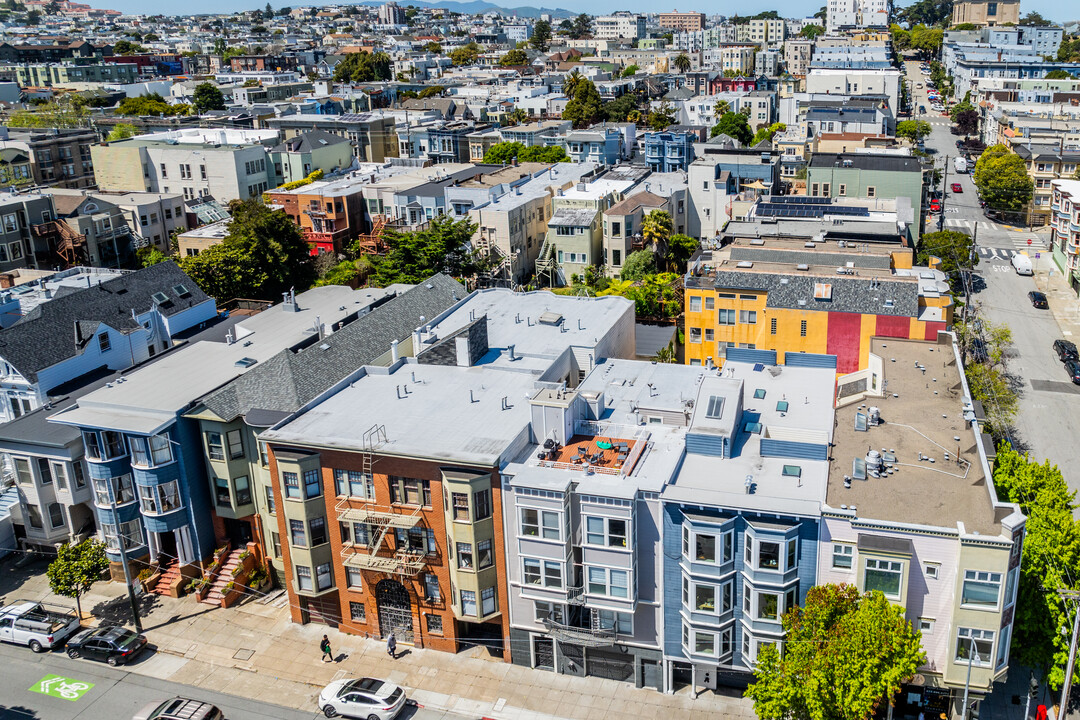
[0,640,473,720]
[902,60,1080,494]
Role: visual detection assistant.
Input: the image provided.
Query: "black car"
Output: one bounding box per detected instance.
[65,626,147,666]
[1054,339,1078,362]
[1029,291,1049,309]
[1066,360,1080,385]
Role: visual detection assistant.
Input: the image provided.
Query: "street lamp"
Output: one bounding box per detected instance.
[105,479,143,633]
[961,636,980,720]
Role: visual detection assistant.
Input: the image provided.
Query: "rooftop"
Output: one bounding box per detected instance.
[548,207,598,227]
[121,127,279,148]
[808,153,923,173]
[826,337,1005,535]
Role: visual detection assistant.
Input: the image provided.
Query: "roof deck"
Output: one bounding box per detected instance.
[826,337,1003,536]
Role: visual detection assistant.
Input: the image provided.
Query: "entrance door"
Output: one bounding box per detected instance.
[158,531,178,565]
[375,579,413,643]
[175,527,194,565]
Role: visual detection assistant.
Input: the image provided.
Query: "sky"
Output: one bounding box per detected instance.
[98,0,1072,26]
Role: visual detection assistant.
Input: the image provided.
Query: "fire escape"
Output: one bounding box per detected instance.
[32,220,86,267]
[336,425,426,576]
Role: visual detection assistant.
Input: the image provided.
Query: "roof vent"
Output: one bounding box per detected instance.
[804,242,815,248]
[736,261,753,268]
[796,264,809,271]
[235,357,258,368]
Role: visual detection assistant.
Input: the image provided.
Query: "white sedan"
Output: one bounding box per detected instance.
[319,678,408,720]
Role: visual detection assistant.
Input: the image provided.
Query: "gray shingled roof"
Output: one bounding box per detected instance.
[270,129,350,155]
[708,269,919,317]
[0,262,212,383]
[196,274,465,422]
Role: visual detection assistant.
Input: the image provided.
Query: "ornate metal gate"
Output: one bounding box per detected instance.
[375,579,414,643]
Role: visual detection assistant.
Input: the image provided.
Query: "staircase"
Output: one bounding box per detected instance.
[201,548,244,606]
[151,560,181,597]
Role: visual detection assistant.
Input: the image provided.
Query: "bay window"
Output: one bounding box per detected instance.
[138,481,181,514]
[585,516,628,548]
[682,525,733,565]
[587,566,629,598]
[523,557,562,588]
[93,474,134,507]
[520,507,561,541]
[956,627,994,665]
[102,518,143,551]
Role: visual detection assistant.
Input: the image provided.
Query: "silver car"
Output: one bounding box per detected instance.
[318,677,407,720]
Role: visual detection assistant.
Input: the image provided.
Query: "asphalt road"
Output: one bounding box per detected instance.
[902,59,1080,489]
[0,642,466,720]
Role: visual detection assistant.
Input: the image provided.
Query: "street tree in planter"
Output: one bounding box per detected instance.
[746,584,925,720]
[974,144,1034,213]
[47,538,110,620]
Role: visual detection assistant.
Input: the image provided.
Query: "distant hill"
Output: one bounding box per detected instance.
[353,0,576,19]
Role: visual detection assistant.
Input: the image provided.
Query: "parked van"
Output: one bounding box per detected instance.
[1012,253,1033,275]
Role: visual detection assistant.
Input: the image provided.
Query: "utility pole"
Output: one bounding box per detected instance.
[109,491,143,633]
[1060,591,1080,720]
[939,154,949,232]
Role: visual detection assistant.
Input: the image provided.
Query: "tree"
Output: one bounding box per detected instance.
[332,50,392,83]
[192,82,226,113]
[112,39,146,55]
[620,249,657,281]
[647,103,677,131]
[137,247,169,266]
[604,93,639,123]
[993,445,1080,690]
[713,100,730,118]
[25,9,39,23]
[500,48,529,66]
[895,119,931,143]
[799,24,825,39]
[917,230,979,276]
[424,41,442,53]
[621,64,639,78]
[751,122,786,146]
[450,41,481,66]
[889,24,911,52]
[672,53,691,73]
[746,584,925,720]
[482,141,568,164]
[954,108,979,135]
[179,201,315,302]
[910,24,944,58]
[896,0,952,27]
[1019,10,1049,25]
[142,32,160,41]
[47,539,110,620]
[974,144,1033,212]
[264,1,272,17]
[1045,69,1075,79]
[368,215,484,286]
[7,96,89,129]
[106,123,140,141]
[641,210,673,252]
[531,20,552,52]
[571,13,590,39]
[315,259,361,287]
[117,93,189,117]
[665,233,698,272]
[710,112,753,145]
[562,78,602,129]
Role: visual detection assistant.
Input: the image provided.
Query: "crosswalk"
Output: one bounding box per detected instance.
[943,219,998,234]
[976,237,1050,260]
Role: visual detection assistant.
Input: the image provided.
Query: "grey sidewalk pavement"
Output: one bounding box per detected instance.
[0,554,755,720]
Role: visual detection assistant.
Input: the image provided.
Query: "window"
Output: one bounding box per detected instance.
[265,485,277,514]
[690,296,702,312]
[296,565,313,591]
[93,474,134,506]
[477,538,493,568]
[961,570,1002,608]
[535,601,564,624]
[925,563,939,579]
[352,523,370,545]
[864,558,903,598]
[758,541,780,570]
[770,317,777,335]
[956,627,994,665]
[26,503,43,529]
[739,310,757,324]
[705,396,725,419]
[474,489,491,520]
[800,320,807,337]
[457,542,474,569]
[481,586,497,615]
[51,462,67,491]
[520,508,561,541]
[717,309,736,325]
[787,538,798,569]
[587,566,628,598]
[395,527,435,554]
[207,432,224,461]
[832,543,853,569]
[48,502,64,528]
[585,516,628,548]
[523,558,563,588]
[689,327,702,343]
[350,602,366,621]
[316,562,333,591]
[13,457,31,485]
[920,618,935,633]
[102,431,125,459]
[271,532,281,557]
[303,469,321,499]
[596,609,631,634]
[460,589,477,616]
[424,573,440,601]
[838,184,846,196]
[102,518,142,551]
[82,432,102,460]
[310,516,328,546]
[283,471,300,499]
[226,429,244,459]
[97,332,111,353]
[757,591,780,620]
[391,476,431,506]
[334,469,374,499]
[452,493,469,521]
[139,480,181,514]
[290,519,306,547]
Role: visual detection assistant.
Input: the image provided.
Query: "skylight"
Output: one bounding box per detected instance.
[705,395,725,419]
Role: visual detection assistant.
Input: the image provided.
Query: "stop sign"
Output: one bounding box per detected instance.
[1028,239,1033,245]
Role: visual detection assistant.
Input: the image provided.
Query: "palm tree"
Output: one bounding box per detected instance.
[713,100,730,118]
[673,53,691,74]
[563,69,583,101]
[641,209,673,254]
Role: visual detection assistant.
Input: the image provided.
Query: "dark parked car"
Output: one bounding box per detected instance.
[1066,360,1080,385]
[66,626,147,666]
[1029,291,1049,309]
[1054,339,1079,362]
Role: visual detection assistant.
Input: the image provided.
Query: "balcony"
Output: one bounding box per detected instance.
[336,502,422,528]
[542,617,616,647]
[341,546,427,575]
[532,421,650,477]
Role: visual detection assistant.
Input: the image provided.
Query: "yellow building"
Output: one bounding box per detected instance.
[684,232,952,374]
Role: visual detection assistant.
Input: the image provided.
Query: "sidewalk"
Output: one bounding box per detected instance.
[0,555,755,720]
[1034,256,1080,336]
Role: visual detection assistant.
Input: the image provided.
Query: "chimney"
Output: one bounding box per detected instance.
[0,272,15,289]
[390,339,400,362]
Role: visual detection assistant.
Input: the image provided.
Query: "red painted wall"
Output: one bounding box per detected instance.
[923,321,947,341]
[875,315,912,338]
[826,312,864,373]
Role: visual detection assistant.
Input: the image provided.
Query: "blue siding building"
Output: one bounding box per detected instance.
[658,348,836,691]
[643,131,696,172]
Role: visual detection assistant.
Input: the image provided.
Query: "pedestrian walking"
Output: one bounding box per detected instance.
[387,632,397,659]
[320,634,333,662]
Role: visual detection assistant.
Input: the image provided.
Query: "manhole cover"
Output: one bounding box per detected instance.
[233,648,255,661]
